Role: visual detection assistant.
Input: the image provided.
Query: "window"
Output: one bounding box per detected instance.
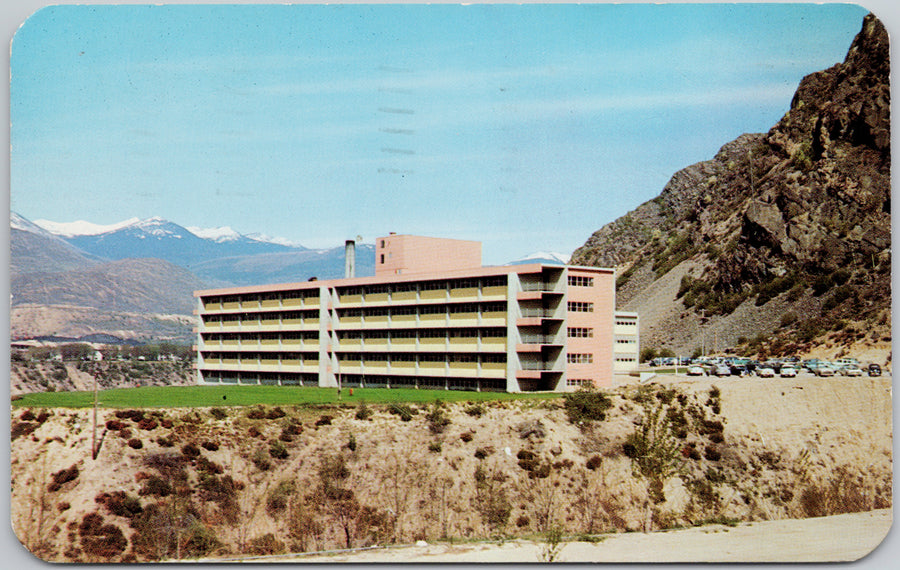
[391,306,416,315]
[568,301,594,312]
[481,354,507,363]
[481,328,506,338]
[568,327,593,338]
[481,301,506,313]
[380,239,385,248]
[420,280,446,291]
[380,254,385,264]
[448,354,477,362]
[419,305,445,315]
[567,353,593,364]
[616,320,637,326]
[568,275,594,287]
[482,276,507,287]
[567,378,590,387]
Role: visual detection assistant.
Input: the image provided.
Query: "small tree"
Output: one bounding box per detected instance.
[624,400,684,532]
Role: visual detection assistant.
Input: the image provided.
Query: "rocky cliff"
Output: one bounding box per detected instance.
[572,14,890,358]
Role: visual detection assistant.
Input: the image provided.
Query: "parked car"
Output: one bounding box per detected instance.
[756,367,775,378]
[713,365,732,377]
[814,365,836,377]
[840,365,863,377]
[868,363,882,377]
[687,365,706,376]
[779,365,798,378]
[729,363,749,376]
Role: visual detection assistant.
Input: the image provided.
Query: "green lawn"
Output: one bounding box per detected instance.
[11,384,559,409]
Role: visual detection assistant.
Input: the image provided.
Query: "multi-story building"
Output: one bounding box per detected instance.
[193,234,628,392]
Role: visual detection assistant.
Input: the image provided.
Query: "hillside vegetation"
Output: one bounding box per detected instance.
[11,377,891,562]
[572,15,890,358]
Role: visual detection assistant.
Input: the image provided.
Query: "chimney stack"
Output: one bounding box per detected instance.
[345,239,356,279]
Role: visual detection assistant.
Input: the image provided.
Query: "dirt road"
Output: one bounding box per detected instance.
[245,509,891,563]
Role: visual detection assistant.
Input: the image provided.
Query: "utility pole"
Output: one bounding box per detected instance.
[91,358,101,460]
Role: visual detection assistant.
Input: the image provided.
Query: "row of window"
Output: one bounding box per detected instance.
[202,332,319,342]
[567,353,594,364]
[204,310,319,323]
[202,352,318,361]
[615,319,638,326]
[567,301,594,312]
[566,378,592,387]
[205,290,319,305]
[337,301,506,318]
[337,276,507,297]
[568,327,593,338]
[567,275,594,287]
[337,353,506,363]
[337,328,506,340]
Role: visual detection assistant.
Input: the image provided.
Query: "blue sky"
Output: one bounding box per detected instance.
[10,3,871,264]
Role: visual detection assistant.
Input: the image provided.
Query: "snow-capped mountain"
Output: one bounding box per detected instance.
[33,217,142,237]
[29,216,306,268]
[506,251,570,266]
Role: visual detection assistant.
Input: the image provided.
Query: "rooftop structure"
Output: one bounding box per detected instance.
[193,235,631,392]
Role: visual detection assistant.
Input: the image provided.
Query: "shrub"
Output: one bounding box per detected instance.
[201,440,219,452]
[315,415,333,426]
[252,448,273,471]
[181,443,201,459]
[246,407,267,420]
[79,512,128,559]
[95,491,143,518]
[428,441,442,453]
[266,407,286,420]
[474,446,493,460]
[425,402,451,434]
[586,455,603,470]
[564,387,613,424]
[460,431,474,443]
[105,419,126,431]
[346,433,357,452]
[57,501,71,512]
[139,476,172,497]
[516,515,530,528]
[48,464,80,492]
[266,480,295,516]
[137,418,158,431]
[128,438,143,449]
[269,440,289,460]
[388,403,415,422]
[248,533,285,556]
[157,436,174,448]
[704,446,721,461]
[210,408,228,420]
[465,404,486,418]
[355,401,373,421]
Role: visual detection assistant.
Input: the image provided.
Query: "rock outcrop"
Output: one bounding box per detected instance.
[572,14,890,356]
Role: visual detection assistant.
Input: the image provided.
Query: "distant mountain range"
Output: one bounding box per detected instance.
[11,212,558,341]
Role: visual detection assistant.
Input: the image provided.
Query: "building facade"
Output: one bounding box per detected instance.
[194,235,625,392]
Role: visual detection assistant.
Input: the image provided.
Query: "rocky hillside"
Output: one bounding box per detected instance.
[10,377,891,562]
[572,14,890,358]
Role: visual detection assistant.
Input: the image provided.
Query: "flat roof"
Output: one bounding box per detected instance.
[194,263,614,297]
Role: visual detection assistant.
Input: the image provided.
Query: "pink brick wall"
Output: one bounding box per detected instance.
[566,268,615,388]
[376,234,482,276]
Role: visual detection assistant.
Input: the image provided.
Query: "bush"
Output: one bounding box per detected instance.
[355,401,373,420]
[128,438,143,450]
[210,408,228,420]
[474,446,493,460]
[425,402,451,434]
[137,418,158,430]
[201,440,219,452]
[460,431,474,443]
[79,512,128,559]
[181,443,201,459]
[248,533,285,556]
[465,404,486,418]
[139,475,172,497]
[586,455,603,470]
[48,464,80,492]
[428,441,442,453]
[266,480,295,516]
[266,407,286,420]
[388,403,415,422]
[252,448,273,471]
[269,440,289,460]
[563,387,613,424]
[315,415,333,426]
[246,407,267,420]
